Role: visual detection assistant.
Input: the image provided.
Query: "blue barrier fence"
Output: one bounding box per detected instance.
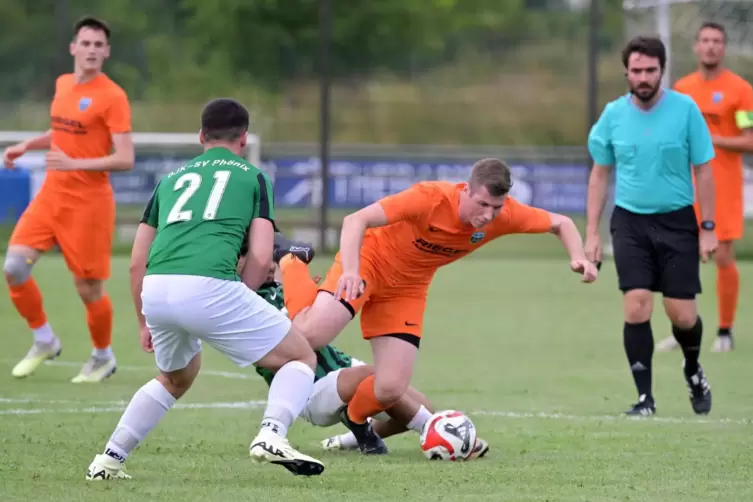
[1,155,592,223]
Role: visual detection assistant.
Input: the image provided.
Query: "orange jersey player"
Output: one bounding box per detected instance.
[660,21,753,353]
[2,17,134,382]
[272,158,598,454]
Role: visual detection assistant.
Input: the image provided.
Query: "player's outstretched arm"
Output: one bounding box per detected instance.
[242,218,274,291]
[2,130,52,169]
[340,203,388,272]
[549,213,598,283]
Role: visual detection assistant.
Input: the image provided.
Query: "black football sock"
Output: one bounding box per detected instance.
[672,316,703,377]
[624,321,654,399]
[718,327,731,337]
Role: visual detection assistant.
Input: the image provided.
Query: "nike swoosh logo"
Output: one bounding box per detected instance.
[405,322,418,326]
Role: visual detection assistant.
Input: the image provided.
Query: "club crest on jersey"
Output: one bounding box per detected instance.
[712,92,724,104]
[79,97,92,111]
[470,232,485,244]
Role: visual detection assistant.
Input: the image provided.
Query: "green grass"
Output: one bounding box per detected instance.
[1,256,753,500]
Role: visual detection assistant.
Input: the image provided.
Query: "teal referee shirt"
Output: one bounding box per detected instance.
[587,90,715,214]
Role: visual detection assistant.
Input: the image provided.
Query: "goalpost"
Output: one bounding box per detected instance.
[0,132,262,168]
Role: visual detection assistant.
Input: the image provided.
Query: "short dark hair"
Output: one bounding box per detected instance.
[201,98,250,142]
[698,21,727,43]
[73,17,111,42]
[622,36,666,70]
[468,158,512,197]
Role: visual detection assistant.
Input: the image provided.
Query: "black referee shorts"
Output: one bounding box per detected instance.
[610,205,701,300]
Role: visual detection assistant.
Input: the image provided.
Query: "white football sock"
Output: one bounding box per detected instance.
[336,432,359,449]
[92,347,113,360]
[407,405,433,433]
[260,360,314,438]
[32,323,55,345]
[104,379,176,462]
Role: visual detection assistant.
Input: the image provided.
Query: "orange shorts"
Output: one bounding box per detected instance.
[318,253,428,341]
[9,191,115,280]
[695,174,744,241]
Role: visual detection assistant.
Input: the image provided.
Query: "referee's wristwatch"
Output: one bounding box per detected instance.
[701,220,716,231]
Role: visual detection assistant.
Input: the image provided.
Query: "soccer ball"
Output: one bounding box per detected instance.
[419,410,477,461]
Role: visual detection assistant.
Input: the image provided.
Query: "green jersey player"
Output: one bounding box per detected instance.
[86,98,324,482]
[250,263,490,459]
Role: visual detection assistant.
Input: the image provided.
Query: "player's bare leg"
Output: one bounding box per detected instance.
[338,336,417,454]
[663,298,711,415]
[4,245,62,378]
[712,240,737,352]
[71,278,117,383]
[249,325,325,476]
[87,354,202,480]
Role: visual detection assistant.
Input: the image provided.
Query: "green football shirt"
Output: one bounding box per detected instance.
[141,146,274,280]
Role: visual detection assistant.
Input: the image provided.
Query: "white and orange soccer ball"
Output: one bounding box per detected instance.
[419,410,477,461]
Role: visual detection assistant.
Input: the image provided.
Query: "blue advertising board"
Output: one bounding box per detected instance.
[1,154,591,223]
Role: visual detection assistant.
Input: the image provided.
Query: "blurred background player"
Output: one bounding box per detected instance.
[658,21,753,353]
[2,17,134,382]
[586,36,715,416]
[274,158,597,453]
[249,260,490,458]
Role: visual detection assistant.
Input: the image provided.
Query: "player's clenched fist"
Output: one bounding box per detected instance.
[335,271,365,302]
[3,143,27,169]
[45,146,76,171]
[139,325,153,353]
[570,259,598,283]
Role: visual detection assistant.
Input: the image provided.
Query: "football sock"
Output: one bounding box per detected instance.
[717,262,739,335]
[406,405,433,433]
[104,379,176,463]
[32,323,55,345]
[86,295,113,351]
[335,432,359,449]
[8,278,48,331]
[347,375,390,424]
[624,321,654,398]
[672,316,703,377]
[279,255,319,319]
[260,361,315,438]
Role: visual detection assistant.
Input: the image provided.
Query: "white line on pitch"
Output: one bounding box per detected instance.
[471,410,753,426]
[0,398,750,425]
[0,400,266,416]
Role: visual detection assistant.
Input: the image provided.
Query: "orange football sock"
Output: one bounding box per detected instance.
[86,295,113,350]
[717,262,739,331]
[8,278,48,329]
[347,375,390,424]
[280,254,318,319]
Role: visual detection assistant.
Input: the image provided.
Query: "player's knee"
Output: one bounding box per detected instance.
[373,374,410,406]
[623,290,652,323]
[664,302,697,330]
[3,253,34,286]
[74,278,104,303]
[714,243,735,268]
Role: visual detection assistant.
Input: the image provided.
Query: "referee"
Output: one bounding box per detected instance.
[585,36,717,416]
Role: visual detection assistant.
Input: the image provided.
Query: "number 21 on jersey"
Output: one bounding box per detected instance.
[166,170,231,224]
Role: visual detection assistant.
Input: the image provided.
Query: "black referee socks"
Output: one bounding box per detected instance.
[624,321,654,398]
[672,316,703,377]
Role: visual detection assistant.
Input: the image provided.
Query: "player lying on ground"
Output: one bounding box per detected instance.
[85,98,324,481]
[273,158,598,454]
[3,17,134,383]
[249,261,489,458]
